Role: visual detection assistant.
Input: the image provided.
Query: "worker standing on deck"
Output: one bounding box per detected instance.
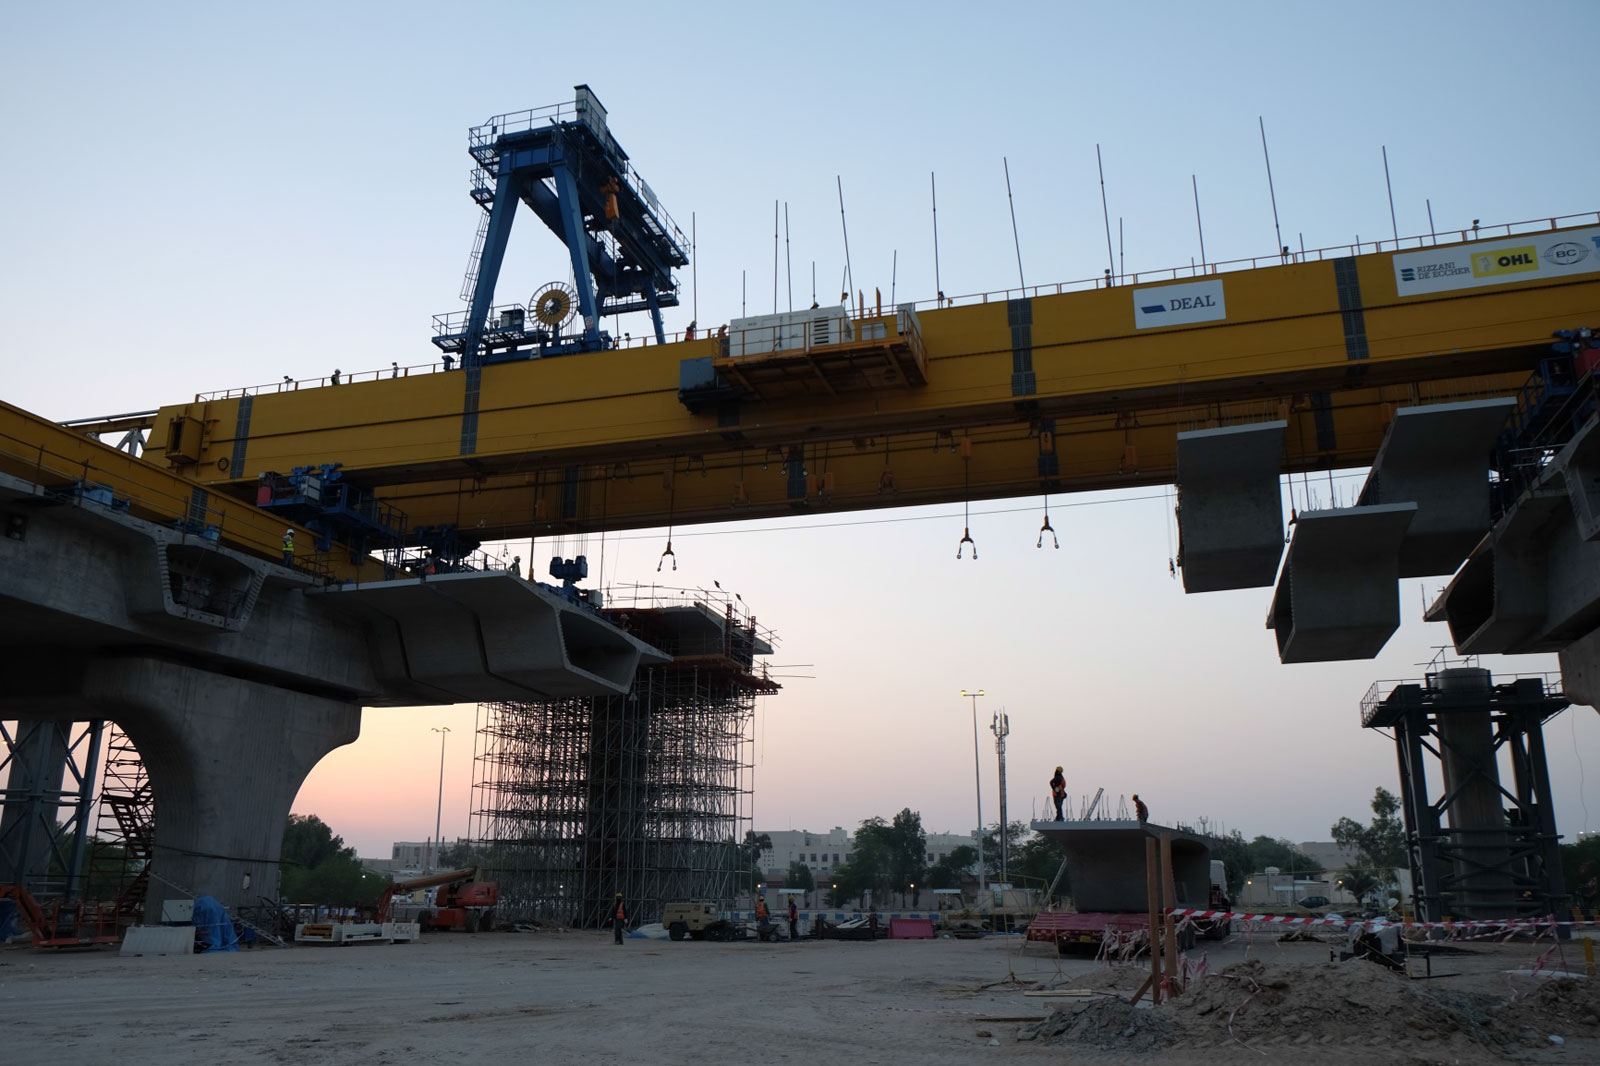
[1050,766,1067,821]
[281,528,294,567]
[787,896,799,941]
[1133,794,1149,825]
[612,893,627,944]
[330,368,341,386]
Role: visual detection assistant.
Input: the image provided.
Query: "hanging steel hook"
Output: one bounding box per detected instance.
[1037,494,1058,549]
[658,537,676,571]
[956,455,977,559]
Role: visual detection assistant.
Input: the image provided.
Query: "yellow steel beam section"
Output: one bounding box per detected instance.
[0,399,371,581]
[151,228,1600,542]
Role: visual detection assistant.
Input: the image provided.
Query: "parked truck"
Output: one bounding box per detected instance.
[662,900,742,941]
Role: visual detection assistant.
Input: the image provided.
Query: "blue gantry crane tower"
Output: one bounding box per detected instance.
[432,85,690,366]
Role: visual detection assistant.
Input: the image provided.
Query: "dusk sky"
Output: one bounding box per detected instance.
[6,2,1599,858]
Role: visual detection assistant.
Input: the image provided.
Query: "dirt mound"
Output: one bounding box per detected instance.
[1018,997,1177,1052]
[1168,958,1593,1053]
[1021,957,1599,1056]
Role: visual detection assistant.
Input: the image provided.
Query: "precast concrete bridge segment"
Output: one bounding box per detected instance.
[0,467,662,917]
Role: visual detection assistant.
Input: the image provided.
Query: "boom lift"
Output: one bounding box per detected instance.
[377,867,499,933]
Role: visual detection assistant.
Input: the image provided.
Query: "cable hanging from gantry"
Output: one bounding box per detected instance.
[957,438,976,560]
[658,464,677,572]
[1038,494,1057,549]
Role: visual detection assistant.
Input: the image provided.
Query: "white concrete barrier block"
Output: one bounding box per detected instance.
[120,925,194,956]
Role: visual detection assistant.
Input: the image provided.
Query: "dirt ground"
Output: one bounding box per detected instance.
[2,927,1596,1066]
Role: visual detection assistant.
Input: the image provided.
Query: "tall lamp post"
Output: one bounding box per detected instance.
[431,726,451,872]
[961,689,986,895]
[992,709,1010,889]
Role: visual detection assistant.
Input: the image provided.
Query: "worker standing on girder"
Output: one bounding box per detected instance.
[612,893,627,945]
[1050,766,1067,821]
[508,556,521,578]
[281,528,294,567]
[330,368,341,386]
[1133,794,1149,825]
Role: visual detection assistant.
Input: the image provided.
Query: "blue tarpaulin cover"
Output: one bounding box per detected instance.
[191,895,239,952]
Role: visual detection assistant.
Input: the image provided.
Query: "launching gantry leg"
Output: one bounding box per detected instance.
[432,85,689,366]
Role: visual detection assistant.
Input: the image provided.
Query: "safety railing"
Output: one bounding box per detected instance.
[466,102,686,255]
[192,209,1596,396]
[195,359,449,402]
[0,422,306,573]
[915,209,1600,312]
[1359,670,1564,725]
[601,582,779,649]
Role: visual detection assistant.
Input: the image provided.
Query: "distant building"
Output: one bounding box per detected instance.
[1296,841,1358,871]
[756,827,978,880]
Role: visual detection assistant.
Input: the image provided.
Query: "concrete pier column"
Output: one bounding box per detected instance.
[1435,668,1515,917]
[81,657,359,917]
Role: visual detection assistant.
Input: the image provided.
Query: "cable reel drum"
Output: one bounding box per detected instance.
[531,282,578,334]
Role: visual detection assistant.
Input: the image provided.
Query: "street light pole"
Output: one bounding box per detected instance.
[431,725,451,873]
[992,709,1010,889]
[961,689,986,895]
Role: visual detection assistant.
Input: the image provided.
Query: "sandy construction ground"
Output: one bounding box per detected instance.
[2,928,1596,1066]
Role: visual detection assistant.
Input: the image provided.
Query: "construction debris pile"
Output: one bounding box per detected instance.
[1018,957,1600,1057]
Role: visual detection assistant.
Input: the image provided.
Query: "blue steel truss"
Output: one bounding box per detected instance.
[434,85,689,365]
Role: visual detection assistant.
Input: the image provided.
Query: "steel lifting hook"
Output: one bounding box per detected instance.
[956,453,977,559]
[658,538,676,571]
[1037,495,1058,549]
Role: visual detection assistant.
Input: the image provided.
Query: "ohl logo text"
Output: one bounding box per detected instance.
[1472,246,1539,278]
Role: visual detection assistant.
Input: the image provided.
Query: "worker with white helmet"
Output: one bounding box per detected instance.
[281,528,295,567]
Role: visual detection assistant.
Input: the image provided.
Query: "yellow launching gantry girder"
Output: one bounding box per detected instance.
[149,220,1600,548]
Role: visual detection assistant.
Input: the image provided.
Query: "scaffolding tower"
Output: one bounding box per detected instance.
[471,587,777,928]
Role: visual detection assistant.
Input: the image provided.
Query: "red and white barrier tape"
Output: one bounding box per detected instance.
[1166,907,1596,931]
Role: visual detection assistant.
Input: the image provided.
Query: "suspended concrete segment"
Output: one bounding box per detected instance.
[1428,416,1600,661]
[309,573,666,704]
[1175,420,1286,593]
[1029,821,1213,912]
[1356,398,1515,578]
[1267,503,1416,663]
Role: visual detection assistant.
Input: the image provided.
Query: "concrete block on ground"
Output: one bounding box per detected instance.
[1267,504,1416,663]
[1175,420,1286,593]
[1029,821,1213,911]
[120,925,194,956]
[1357,399,1514,577]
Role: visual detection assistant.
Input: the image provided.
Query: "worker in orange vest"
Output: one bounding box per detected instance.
[612,893,627,945]
[1050,766,1067,821]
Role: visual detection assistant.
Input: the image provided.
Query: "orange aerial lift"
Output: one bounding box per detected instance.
[377,867,499,933]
